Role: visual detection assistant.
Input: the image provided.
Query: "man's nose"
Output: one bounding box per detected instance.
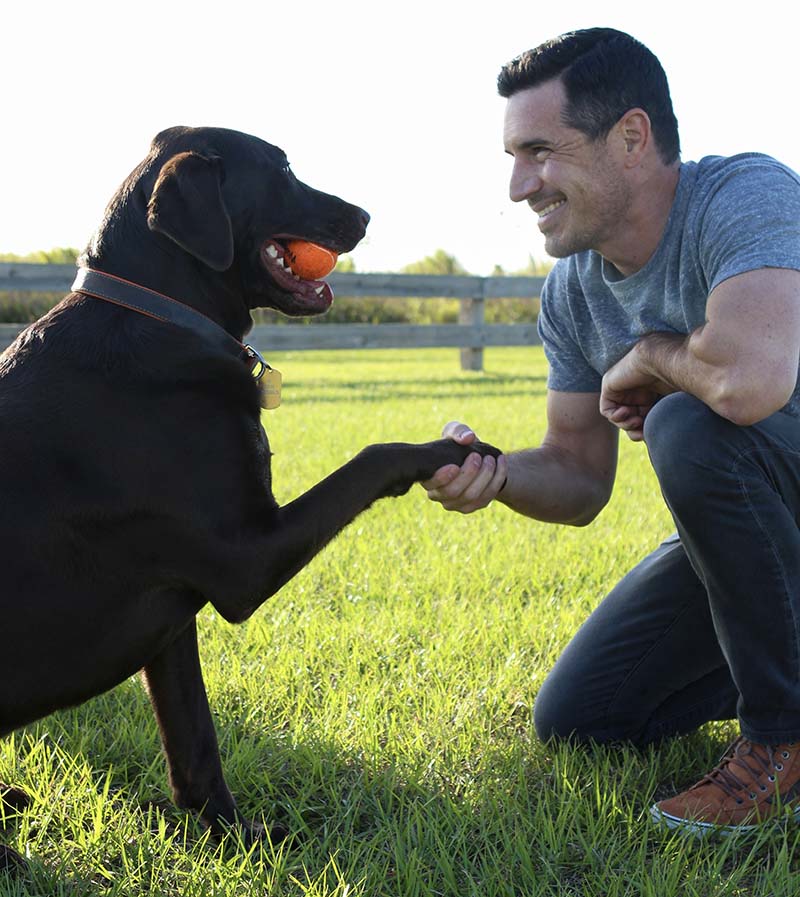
[509,161,543,204]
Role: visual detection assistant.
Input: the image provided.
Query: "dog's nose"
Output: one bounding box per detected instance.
[337,203,370,250]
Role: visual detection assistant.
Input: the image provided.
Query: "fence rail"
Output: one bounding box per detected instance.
[0,263,545,370]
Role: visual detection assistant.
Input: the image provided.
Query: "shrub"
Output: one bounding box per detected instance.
[0,291,61,323]
[2,291,541,326]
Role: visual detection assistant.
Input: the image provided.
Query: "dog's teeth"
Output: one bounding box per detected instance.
[276,258,285,268]
[315,285,325,295]
[265,244,278,259]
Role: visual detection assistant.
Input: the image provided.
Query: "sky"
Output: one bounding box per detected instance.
[2,0,798,276]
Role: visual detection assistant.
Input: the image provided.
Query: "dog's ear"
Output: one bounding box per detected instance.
[147,151,234,271]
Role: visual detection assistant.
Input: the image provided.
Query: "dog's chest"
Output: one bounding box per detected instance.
[249,418,274,492]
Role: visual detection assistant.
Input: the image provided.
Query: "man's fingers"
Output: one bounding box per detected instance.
[441,420,477,444]
[424,423,503,514]
[443,453,495,503]
[427,452,484,499]
[421,464,462,492]
[600,399,646,427]
[452,454,508,512]
[424,452,484,500]
[427,453,507,513]
[608,411,645,436]
[605,406,631,423]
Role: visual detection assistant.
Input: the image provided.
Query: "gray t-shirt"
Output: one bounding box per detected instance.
[537,153,800,415]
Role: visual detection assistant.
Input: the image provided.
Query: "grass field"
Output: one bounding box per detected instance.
[2,346,799,896]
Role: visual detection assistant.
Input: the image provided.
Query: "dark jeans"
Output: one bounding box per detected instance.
[534,392,800,747]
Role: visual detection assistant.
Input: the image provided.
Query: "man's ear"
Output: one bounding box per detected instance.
[616,108,651,167]
[147,151,235,271]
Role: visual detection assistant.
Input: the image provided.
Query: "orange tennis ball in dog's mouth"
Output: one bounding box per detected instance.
[284,240,338,280]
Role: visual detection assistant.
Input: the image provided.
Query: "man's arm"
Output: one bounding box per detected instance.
[423,390,619,525]
[602,268,800,438]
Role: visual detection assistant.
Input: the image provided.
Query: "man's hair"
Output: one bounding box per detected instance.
[497,28,680,165]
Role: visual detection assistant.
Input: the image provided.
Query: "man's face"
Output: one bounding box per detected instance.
[503,78,631,259]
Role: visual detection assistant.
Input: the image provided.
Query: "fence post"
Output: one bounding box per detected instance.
[458,283,485,371]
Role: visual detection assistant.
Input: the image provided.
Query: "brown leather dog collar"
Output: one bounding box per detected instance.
[71,267,269,380]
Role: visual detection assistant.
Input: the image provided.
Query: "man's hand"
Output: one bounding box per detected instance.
[600,343,675,441]
[422,421,507,513]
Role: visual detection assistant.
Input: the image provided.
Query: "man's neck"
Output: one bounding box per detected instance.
[600,163,681,277]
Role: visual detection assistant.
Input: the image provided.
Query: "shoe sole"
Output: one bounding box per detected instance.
[650,803,800,838]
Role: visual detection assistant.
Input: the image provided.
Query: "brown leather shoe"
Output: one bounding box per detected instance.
[651,737,800,836]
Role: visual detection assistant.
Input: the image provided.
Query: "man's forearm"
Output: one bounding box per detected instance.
[498,444,614,526]
[634,328,736,399]
[633,319,796,427]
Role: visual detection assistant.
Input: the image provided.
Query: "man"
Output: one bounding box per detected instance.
[424,27,800,836]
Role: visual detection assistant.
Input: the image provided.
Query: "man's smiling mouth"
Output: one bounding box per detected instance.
[537,198,567,219]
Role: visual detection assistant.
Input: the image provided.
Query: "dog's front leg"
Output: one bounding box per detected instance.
[214,437,500,623]
[141,619,285,844]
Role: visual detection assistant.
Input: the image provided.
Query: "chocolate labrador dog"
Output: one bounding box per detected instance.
[0,126,500,873]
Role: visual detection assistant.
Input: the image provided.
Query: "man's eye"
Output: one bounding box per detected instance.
[531,147,551,162]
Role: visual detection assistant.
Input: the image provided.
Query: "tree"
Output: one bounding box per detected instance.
[0,247,80,264]
[511,254,554,277]
[334,254,356,273]
[401,249,469,276]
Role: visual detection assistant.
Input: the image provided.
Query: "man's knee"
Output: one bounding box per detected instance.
[644,392,721,457]
[533,669,621,746]
[643,393,734,510]
[533,673,580,743]
[533,676,652,747]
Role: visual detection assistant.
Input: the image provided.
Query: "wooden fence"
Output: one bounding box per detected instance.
[0,262,545,370]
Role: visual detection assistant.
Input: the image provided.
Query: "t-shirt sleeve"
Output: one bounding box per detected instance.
[699,159,800,291]
[537,269,603,393]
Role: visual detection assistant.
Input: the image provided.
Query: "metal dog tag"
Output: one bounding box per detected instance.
[259,366,282,410]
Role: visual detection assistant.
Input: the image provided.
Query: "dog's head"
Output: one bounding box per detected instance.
[89,126,370,318]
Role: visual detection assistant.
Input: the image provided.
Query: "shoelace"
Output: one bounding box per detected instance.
[700,737,786,800]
